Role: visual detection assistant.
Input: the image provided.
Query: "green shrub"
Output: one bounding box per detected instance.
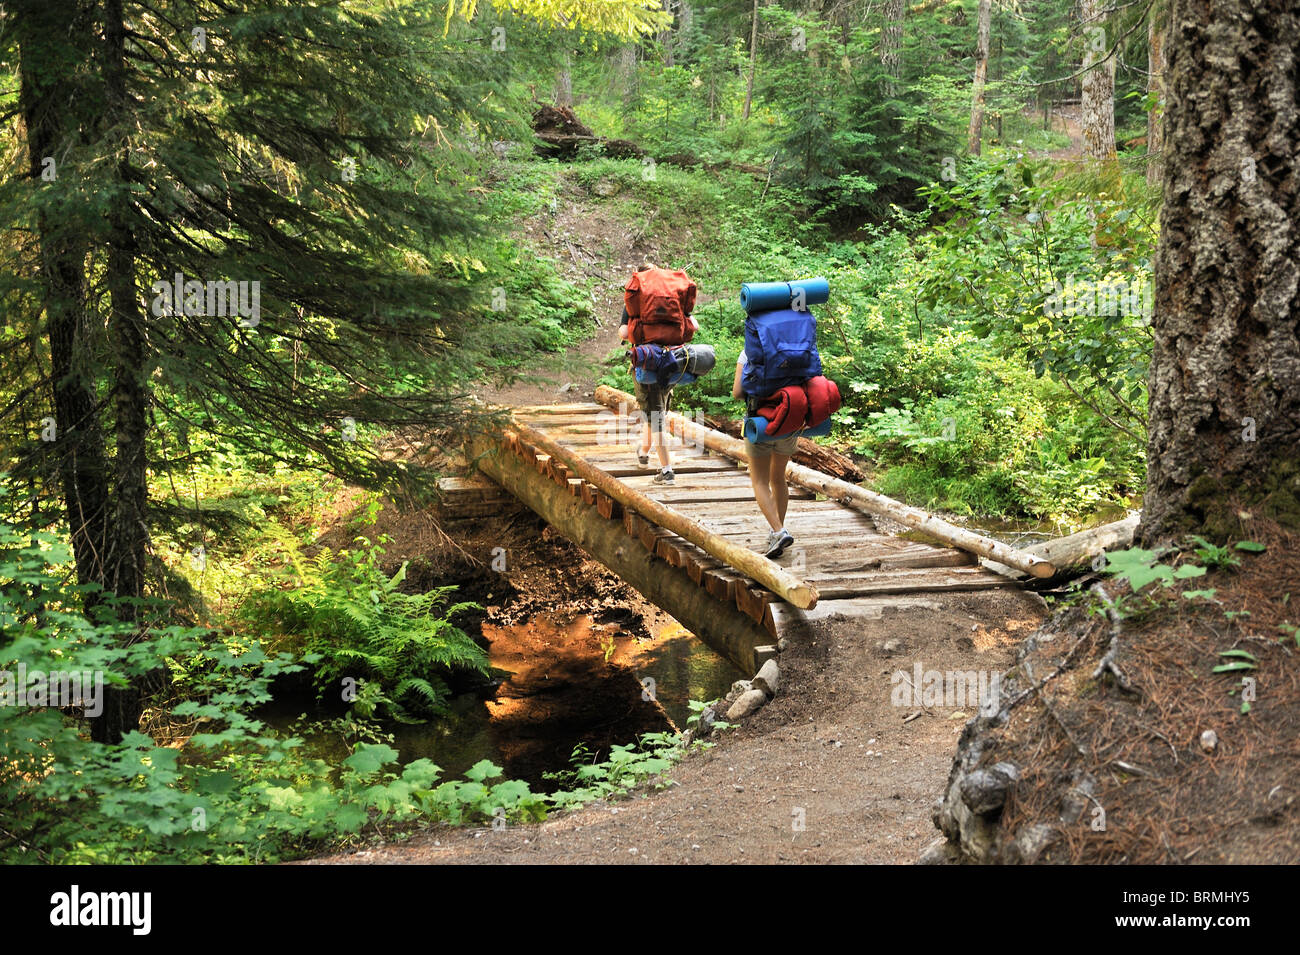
[0,519,557,863]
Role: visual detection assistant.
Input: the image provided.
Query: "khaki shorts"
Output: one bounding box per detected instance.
[634,379,673,432]
[746,433,799,459]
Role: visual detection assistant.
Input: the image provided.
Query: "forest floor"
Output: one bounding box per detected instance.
[302,173,1053,865]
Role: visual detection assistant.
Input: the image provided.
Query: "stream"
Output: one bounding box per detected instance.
[261,611,743,790]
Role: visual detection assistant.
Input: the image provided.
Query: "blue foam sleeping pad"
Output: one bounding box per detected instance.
[744,416,833,443]
[739,277,830,314]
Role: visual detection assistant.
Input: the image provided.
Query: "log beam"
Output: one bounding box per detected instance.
[466,433,773,674]
[983,514,1140,581]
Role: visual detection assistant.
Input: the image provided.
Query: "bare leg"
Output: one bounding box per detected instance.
[770,453,791,526]
[749,458,783,532]
[651,407,672,470]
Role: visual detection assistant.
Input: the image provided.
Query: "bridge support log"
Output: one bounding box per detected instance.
[467,434,775,675]
[593,386,1056,580]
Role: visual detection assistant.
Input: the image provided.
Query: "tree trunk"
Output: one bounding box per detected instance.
[658,0,675,66]
[1146,8,1166,187]
[555,51,573,107]
[880,0,904,97]
[742,0,758,121]
[1080,0,1117,161]
[93,0,152,744]
[967,0,991,155]
[617,44,637,109]
[16,2,111,597]
[1139,0,1300,544]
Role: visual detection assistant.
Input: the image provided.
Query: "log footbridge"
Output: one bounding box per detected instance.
[467,385,1056,674]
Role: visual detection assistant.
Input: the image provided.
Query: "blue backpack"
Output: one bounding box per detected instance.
[741,307,822,398]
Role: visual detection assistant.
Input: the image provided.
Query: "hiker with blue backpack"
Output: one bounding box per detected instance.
[734,278,841,559]
[619,264,712,485]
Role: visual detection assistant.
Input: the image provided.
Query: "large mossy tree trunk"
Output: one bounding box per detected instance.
[1140,0,1300,545]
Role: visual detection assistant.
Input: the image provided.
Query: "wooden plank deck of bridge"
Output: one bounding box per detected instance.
[495,401,1018,644]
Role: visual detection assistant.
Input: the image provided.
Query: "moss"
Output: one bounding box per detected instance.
[1181,458,1300,537]
[1260,487,1300,527]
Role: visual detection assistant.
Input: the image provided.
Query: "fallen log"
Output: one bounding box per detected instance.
[594,385,1056,580]
[532,105,643,159]
[501,416,820,609]
[530,106,769,178]
[534,132,644,160]
[656,152,771,178]
[982,514,1140,581]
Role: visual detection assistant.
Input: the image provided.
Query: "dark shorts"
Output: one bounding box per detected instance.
[634,380,673,432]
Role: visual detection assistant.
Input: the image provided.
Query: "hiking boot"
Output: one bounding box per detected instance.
[652,468,675,485]
[764,528,794,558]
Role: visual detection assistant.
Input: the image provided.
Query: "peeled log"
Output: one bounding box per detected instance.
[594,385,1055,579]
[982,514,1140,581]
[501,417,819,610]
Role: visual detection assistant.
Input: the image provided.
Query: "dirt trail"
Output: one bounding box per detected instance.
[483,178,665,408]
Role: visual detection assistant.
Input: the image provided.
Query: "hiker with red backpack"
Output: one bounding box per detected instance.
[733,279,840,559]
[619,264,700,485]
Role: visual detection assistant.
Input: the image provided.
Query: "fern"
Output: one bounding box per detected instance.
[241,536,488,720]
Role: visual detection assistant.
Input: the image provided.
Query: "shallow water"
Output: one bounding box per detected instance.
[260,611,743,788]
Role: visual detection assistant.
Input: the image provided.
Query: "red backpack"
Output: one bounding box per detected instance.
[624,268,697,346]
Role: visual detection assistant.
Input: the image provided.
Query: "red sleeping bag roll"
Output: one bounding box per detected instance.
[755,386,809,437]
[754,376,841,436]
[804,375,841,427]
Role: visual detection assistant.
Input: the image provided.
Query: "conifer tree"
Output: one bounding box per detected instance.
[3,0,530,740]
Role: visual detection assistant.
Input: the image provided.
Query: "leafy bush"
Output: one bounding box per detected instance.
[545,731,681,807]
[0,521,545,863]
[919,155,1158,443]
